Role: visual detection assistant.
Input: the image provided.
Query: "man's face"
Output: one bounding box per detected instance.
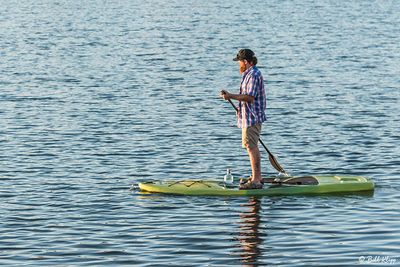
[238,60,247,74]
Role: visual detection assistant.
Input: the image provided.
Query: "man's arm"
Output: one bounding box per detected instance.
[220,90,254,103]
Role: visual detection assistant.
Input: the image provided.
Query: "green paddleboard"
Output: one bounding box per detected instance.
[138,175,374,196]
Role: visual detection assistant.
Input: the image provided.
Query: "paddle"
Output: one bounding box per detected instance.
[226,98,289,176]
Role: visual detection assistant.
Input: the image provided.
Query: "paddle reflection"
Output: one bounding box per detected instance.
[237,197,263,265]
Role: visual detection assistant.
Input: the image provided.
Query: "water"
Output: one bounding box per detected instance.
[1,0,399,266]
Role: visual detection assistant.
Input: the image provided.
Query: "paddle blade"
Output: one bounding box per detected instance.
[268,153,287,175]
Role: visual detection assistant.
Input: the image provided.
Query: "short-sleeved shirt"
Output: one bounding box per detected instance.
[237,66,267,128]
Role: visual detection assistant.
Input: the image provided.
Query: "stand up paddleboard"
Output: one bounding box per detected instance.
[138,175,374,196]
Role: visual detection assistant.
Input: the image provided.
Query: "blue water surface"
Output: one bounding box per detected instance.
[1,0,399,266]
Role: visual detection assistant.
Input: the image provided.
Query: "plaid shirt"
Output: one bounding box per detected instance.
[237,66,266,128]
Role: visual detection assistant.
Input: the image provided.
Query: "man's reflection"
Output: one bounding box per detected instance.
[237,197,263,265]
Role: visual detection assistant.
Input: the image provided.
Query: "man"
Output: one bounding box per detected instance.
[220,49,267,189]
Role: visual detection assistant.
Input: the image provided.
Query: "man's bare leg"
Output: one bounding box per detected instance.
[247,145,262,183]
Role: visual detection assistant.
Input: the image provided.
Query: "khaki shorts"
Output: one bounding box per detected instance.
[242,124,262,149]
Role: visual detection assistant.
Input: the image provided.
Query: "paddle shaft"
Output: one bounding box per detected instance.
[227,98,287,174]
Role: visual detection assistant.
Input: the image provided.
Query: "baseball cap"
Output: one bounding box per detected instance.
[233,49,255,61]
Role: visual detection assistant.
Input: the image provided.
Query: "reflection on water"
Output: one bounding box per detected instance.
[237,197,263,265]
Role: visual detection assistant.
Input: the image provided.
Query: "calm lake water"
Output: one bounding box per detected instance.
[1,0,399,266]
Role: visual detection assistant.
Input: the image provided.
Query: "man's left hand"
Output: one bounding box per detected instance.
[220,90,231,100]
